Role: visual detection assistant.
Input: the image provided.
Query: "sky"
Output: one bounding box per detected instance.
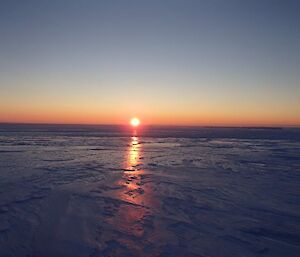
[0,0,299,126]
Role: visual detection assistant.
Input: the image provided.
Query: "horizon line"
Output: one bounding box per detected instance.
[0,121,299,129]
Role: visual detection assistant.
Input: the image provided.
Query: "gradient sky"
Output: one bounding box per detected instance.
[0,0,299,126]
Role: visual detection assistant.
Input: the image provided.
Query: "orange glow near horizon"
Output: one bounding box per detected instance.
[0,105,299,127]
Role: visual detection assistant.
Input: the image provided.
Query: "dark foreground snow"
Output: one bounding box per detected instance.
[0,126,299,257]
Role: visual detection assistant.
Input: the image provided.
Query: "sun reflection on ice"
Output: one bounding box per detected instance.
[127,136,140,169]
[114,135,155,208]
[121,136,145,203]
[104,135,158,250]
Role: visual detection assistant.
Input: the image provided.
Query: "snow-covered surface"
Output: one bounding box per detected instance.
[0,126,299,257]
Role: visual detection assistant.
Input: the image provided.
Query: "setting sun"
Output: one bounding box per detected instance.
[130,117,140,127]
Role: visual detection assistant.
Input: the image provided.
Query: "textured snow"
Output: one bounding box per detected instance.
[0,126,299,257]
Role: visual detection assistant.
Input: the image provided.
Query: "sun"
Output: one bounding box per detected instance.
[130,117,140,127]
